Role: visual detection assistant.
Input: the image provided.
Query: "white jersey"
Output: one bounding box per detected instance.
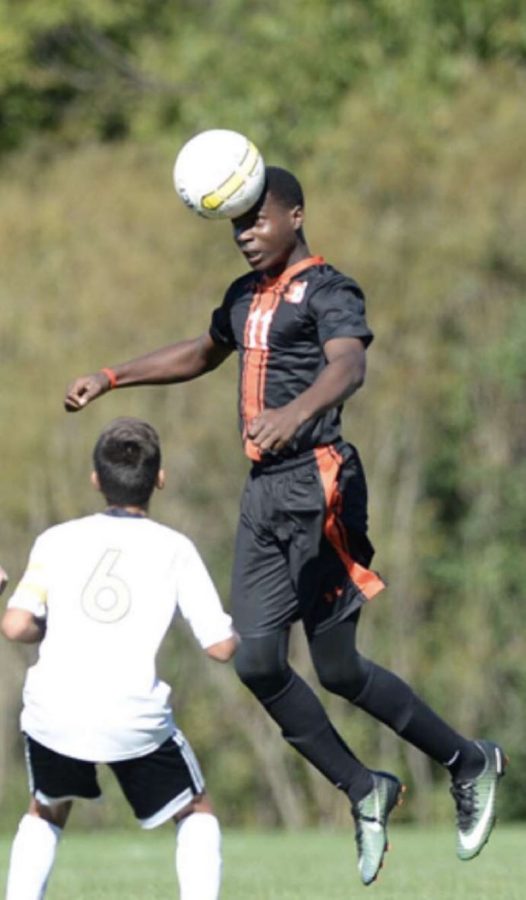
[8,512,234,763]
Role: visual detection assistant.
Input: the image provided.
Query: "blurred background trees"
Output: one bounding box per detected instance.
[1,0,525,829]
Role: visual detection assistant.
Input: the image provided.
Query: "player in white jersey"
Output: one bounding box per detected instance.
[1,417,238,900]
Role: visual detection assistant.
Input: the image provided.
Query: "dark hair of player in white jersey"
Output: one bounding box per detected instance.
[93,417,161,508]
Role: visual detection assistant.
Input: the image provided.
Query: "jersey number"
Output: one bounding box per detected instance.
[81,549,131,623]
[247,308,275,349]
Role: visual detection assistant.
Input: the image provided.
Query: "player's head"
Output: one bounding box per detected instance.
[92,418,163,509]
[264,166,304,211]
[232,166,307,275]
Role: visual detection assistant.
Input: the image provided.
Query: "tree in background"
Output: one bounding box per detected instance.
[1,0,526,156]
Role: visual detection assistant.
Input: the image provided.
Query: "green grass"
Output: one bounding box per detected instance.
[0,825,524,899]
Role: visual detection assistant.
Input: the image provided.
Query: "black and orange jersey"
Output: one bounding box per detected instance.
[209,256,374,462]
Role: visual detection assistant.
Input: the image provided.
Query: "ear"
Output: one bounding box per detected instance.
[290,205,304,231]
[156,469,165,491]
[90,471,101,492]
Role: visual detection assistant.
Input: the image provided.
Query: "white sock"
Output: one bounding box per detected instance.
[6,814,61,900]
[175,813,222,900]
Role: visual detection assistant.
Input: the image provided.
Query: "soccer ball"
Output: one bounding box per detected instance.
[173,129,266,220]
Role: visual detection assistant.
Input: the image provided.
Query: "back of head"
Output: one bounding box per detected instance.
[264,166,304,211]
[93,418,161,508]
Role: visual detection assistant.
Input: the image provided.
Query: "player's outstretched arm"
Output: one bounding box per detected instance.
[1,608,46,644]
[64,332,232,412]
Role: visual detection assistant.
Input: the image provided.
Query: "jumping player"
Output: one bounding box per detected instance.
[1,417,237,900]
[64,167,506,886]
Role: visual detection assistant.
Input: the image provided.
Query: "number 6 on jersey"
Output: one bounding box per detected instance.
[81,549,132,623]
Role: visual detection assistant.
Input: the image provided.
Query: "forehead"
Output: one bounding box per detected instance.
[233,190,292,228]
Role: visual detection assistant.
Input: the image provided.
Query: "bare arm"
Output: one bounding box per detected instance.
[205,633,239,662]
[247,336,367,453]
[64,332,232,412]
[1,608,46,644]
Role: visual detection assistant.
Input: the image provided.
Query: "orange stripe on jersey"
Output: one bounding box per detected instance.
[241,256,326,461]
[242,284,280,461]
[314,445,385,601]
[264,255,325,289]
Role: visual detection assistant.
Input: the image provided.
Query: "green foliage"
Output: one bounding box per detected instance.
[1,0,526,155]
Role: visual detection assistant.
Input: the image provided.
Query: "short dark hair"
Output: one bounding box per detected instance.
[264,166,304,210]
[93,418,161,508]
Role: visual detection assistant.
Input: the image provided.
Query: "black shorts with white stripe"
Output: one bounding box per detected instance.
[24,729,205,829]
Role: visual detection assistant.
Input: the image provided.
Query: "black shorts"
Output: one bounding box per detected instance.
[24,729,205,829]
[231,441,385,639]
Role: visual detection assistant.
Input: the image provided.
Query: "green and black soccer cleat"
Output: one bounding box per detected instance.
[450,740,507,861]
[351,771,404,886]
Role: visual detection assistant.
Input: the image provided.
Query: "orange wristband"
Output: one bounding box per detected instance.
[100,367,117,389]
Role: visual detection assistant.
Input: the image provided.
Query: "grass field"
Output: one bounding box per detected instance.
[0,825,523,899]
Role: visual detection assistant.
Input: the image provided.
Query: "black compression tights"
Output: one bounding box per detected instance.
[234,627,373,799]
[235,613,480,799]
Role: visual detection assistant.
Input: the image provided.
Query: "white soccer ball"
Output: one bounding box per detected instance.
[173,129,266,220]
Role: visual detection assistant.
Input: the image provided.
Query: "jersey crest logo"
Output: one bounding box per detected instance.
[284,280,308,304]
